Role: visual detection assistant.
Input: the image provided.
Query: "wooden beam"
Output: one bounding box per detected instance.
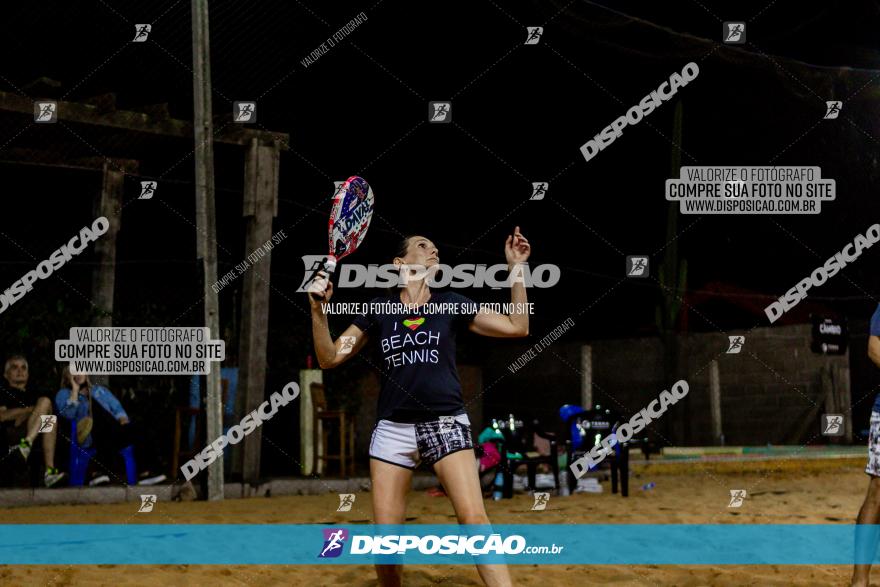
[0,90,289,148]
[0,149,140,173]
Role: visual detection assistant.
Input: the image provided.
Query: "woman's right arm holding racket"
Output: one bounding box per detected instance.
[308,270,369,369]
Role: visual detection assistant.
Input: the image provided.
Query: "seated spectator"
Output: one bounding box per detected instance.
[56,366,137,485]
[0,355,66,487]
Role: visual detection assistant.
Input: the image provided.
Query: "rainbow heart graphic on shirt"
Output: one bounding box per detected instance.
[403,317,425,330]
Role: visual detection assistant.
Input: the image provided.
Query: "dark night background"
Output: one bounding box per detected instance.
[1,0,879,475]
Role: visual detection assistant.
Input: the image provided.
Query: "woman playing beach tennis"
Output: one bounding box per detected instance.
[308,227,531,587]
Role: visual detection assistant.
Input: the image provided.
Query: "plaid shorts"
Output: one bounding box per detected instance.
[867,412,880,476]
[369,414,473,470]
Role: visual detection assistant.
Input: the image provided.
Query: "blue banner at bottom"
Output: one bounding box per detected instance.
[2,524,880,565]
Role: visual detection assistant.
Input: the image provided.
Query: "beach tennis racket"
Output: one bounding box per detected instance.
[309,175,375,300]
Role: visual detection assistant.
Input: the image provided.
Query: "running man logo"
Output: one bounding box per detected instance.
[318,528,348,558]
[234,101,257,123]
[133,24,152,42]
[439,416,455,431]
[822,414,845,436]
[34,101,57,123]
[337,493,356,512]
[298,255,328,293]
[728,489,746,508]
[139,181,157,200]
[38,415,56,433]
[726,336,745,354]
[530,182,548,201]
[824,101,842,119]
[723,22,745,44]
[429,101,452,123]
[626,256,649,278]
[138,494,157,513]
[524,27,543,45]
[339,336,356,354]
[531,492,550,511]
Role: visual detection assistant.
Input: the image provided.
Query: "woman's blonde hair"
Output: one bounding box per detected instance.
[60,365,91,391]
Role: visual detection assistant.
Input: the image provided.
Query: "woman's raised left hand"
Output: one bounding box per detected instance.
[504,226,531,267]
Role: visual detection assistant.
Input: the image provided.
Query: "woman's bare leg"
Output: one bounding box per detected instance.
[852,476,880,586]
[433,449,512,587]
[371,458,413,587]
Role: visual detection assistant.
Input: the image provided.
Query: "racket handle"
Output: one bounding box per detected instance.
[309,257,337,301]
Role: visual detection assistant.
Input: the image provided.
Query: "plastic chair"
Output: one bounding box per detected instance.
[68,418,137,486]
[561,405,629,497]
[497,417,560,492]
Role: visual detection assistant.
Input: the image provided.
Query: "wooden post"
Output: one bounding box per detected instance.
[821,363,838,444]
[90,163,123,387]
[580,345,592,409]
[192,0,223,500]
[238,138,279,484]
[709,359,723,445]
[823,362,853,444]
[91,164,122,319]
[838,363,853,443]
[300,369,323,476]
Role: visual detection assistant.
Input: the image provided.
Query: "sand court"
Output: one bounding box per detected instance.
[0,457,866,586]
